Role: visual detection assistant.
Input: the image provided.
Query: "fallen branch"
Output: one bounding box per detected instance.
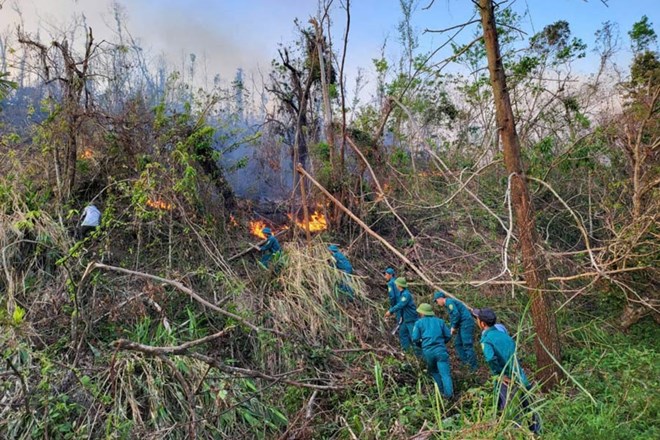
[113,337,342,391]
[190,353,344,391]
[296,163,471,308]
[81,262,283,335]
[305,390,318,420]
[113,328,232,354]
[228,243,260,262]
[332,346,401,357]
[433,266,650,286]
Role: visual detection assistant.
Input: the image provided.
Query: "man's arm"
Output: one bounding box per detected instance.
[411,322,421,345]
[481,342,501,375]
[260,237,273,252]
[388,291,409,314]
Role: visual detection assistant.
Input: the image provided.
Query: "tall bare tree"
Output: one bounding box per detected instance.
[18,26,97,200]
[478,0,562,389]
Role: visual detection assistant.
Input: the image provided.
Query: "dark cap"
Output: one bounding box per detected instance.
[384,267,395,275]
[473,308,497,326]
[433,291,446,301]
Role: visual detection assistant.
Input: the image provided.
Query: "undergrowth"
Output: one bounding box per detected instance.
[0,162,657,439]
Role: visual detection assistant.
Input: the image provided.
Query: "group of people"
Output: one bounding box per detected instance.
[257,229,539,433]
[383,267,541,434]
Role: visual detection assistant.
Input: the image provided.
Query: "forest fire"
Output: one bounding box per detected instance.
[289,210,328,233]
[146,198,173,210]
[80,149,93,159]
[249,219,268,239]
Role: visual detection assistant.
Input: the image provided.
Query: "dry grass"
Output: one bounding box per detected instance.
[0,186,72,329]
[267,240,383,346]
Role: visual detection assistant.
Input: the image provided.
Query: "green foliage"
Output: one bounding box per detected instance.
[628,15,657,53]
[543,320,659,439]
[12,306,26,326]
[630,51,660,86]
[0,72,18,104]
[390,146,412,171]
[530,21,587,64]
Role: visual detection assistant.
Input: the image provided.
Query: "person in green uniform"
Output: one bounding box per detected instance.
[412,303,454,398]
[383,267,398,309]
[434,291,478,370]
[384,278,419,355]
[474,308,541,435]
[258,228,281,269]
[328,244,354,299]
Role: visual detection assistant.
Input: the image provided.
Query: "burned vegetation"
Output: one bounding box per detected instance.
[0,1,658,439]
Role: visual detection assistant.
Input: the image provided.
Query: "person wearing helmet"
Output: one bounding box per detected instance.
[412,303,454,398]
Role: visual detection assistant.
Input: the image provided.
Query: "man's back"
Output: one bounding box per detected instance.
[331,251,352,274]
[481,327,529,386]
[387,278,398,308]
[81,205,101,227]
[390,289,418,323]
[413,316,451,353]
[262,235,281,253]
[446,298,472,324]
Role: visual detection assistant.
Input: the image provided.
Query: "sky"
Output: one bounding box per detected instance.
[1,0,658,89]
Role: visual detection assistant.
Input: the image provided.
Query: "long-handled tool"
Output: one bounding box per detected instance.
[228,228,289,262]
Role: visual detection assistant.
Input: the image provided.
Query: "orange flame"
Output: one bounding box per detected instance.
[80,149,93,159]
[249,219,268,239]
[147,198,173,210]
[289,210,328,233]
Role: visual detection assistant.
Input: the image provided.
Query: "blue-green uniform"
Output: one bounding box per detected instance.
[445,298,478,370]
[412,316,454,398]
[329,247,354,298]
[389,289,418,353]
[259,234,281,268]
[480,327,529,386]
[480,327,540,434]
[387,277,398,308]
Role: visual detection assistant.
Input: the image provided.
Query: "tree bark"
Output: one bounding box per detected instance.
[478,0,561,390]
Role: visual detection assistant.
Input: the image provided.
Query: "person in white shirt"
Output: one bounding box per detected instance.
[80,204,101,238]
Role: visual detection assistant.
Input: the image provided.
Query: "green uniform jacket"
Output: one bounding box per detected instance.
[260,235,281,254]
[412,316,452,357]
[480,327,530,387]
[387,278,398,309]
[445,298,472,330]
[389,288,418,324]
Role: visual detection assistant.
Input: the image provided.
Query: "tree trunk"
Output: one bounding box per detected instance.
[478,0,562,390]
[311,18,336,170]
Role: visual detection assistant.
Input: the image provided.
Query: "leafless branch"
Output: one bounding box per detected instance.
[79,262,283,336]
